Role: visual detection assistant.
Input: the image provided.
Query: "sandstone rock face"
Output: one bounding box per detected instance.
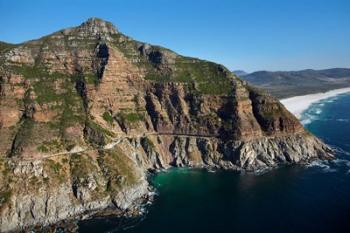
[0,18,333,232]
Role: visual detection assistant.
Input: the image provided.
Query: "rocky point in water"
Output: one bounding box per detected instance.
[0,18,333,232]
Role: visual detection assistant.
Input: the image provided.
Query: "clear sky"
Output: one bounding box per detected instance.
[0,0,349,72]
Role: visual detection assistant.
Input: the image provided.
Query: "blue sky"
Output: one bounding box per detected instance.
[0,0,349,72]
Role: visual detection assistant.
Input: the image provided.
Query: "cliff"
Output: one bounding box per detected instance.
[0,18,333,231]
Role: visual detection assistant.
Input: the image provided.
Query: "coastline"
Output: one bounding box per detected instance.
[280,87,350,118]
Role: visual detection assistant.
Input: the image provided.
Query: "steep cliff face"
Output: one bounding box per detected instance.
[0,18,333,231]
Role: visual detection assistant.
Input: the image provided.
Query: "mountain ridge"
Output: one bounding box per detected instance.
[239,68,350,98]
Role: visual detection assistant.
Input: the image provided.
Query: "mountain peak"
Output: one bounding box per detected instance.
[76,17,118,35]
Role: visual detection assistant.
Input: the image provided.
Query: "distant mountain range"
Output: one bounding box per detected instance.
[232,70,248,76]
[234,68,350,98]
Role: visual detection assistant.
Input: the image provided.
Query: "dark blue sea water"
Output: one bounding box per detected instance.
[79,93,350,233]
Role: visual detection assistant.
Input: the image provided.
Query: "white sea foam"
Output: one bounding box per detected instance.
[306,160,328,168]
[333,146,350,156]
[281,87,350,119]
[336,118,349,122]
[306,160,337,173]
[332,159,350,168]
[254,167,271,176]
[323,167,337,173]
[300,112,319,125]
[301,118,312,125]
[315,109,322,114]
[306,158,350,174]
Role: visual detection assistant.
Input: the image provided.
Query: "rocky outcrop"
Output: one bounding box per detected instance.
[0,18,333,232]
[0,145,149,232]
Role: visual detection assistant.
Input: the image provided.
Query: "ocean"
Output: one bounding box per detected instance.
[78,93,350,233]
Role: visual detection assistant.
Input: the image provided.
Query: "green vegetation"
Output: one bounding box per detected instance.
[84,73,99,85]
[11,65,66,80]
[117,111,144,123]
[10,66,86,130]
[0,159,9,177]
[102,111,114,125]
[0,190,12,206]
[110,32,235,96]
[58,99,85,131]
[143,56,234,95]
[110,33,142,60]
[144,71,191,83]
[198,81,233,95]
[23,69,86,136]
[98,147,140,190]
[9,65,86,149]
[142,137,155,149]
[172,75,191,82]
[70,153,97,180]
[174,57,227,81]
[37,145,49,153]
[37,139,63,153]
[174,58,234,95]
[0,158,12,207]
[86,120,115,137]
[32,81,62,104]
[46,159,62,174]
[11,65,43,78]
[0,41,16,53]
[29,176,40,186]
[9,119,34,157]
[43,159,66,184]
[144,72,171,82]
[69,153,106,199]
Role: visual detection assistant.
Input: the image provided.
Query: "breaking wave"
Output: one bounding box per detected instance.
[300,97,336,125]
[301,112,319,125]
[306,158,350,174]
[336,118,349,122]
[332,159,350,168]
[333,146,350,156]
[254,167,272,176]
[315,108,322,114]
[306,160,337,173]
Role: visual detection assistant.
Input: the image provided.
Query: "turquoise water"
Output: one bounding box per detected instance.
[79,93,350,233]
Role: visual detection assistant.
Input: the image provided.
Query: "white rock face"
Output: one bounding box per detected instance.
[74,17,119,38]
[5,48,35,65]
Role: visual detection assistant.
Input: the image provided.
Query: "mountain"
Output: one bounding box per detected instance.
[0,18,332,231]
[232,70,248,76]
[240,69,350,98]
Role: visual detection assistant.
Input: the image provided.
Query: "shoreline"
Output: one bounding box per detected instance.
[280,87,350,118]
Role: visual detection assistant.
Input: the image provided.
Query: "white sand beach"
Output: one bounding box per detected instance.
[281,87,350,118]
